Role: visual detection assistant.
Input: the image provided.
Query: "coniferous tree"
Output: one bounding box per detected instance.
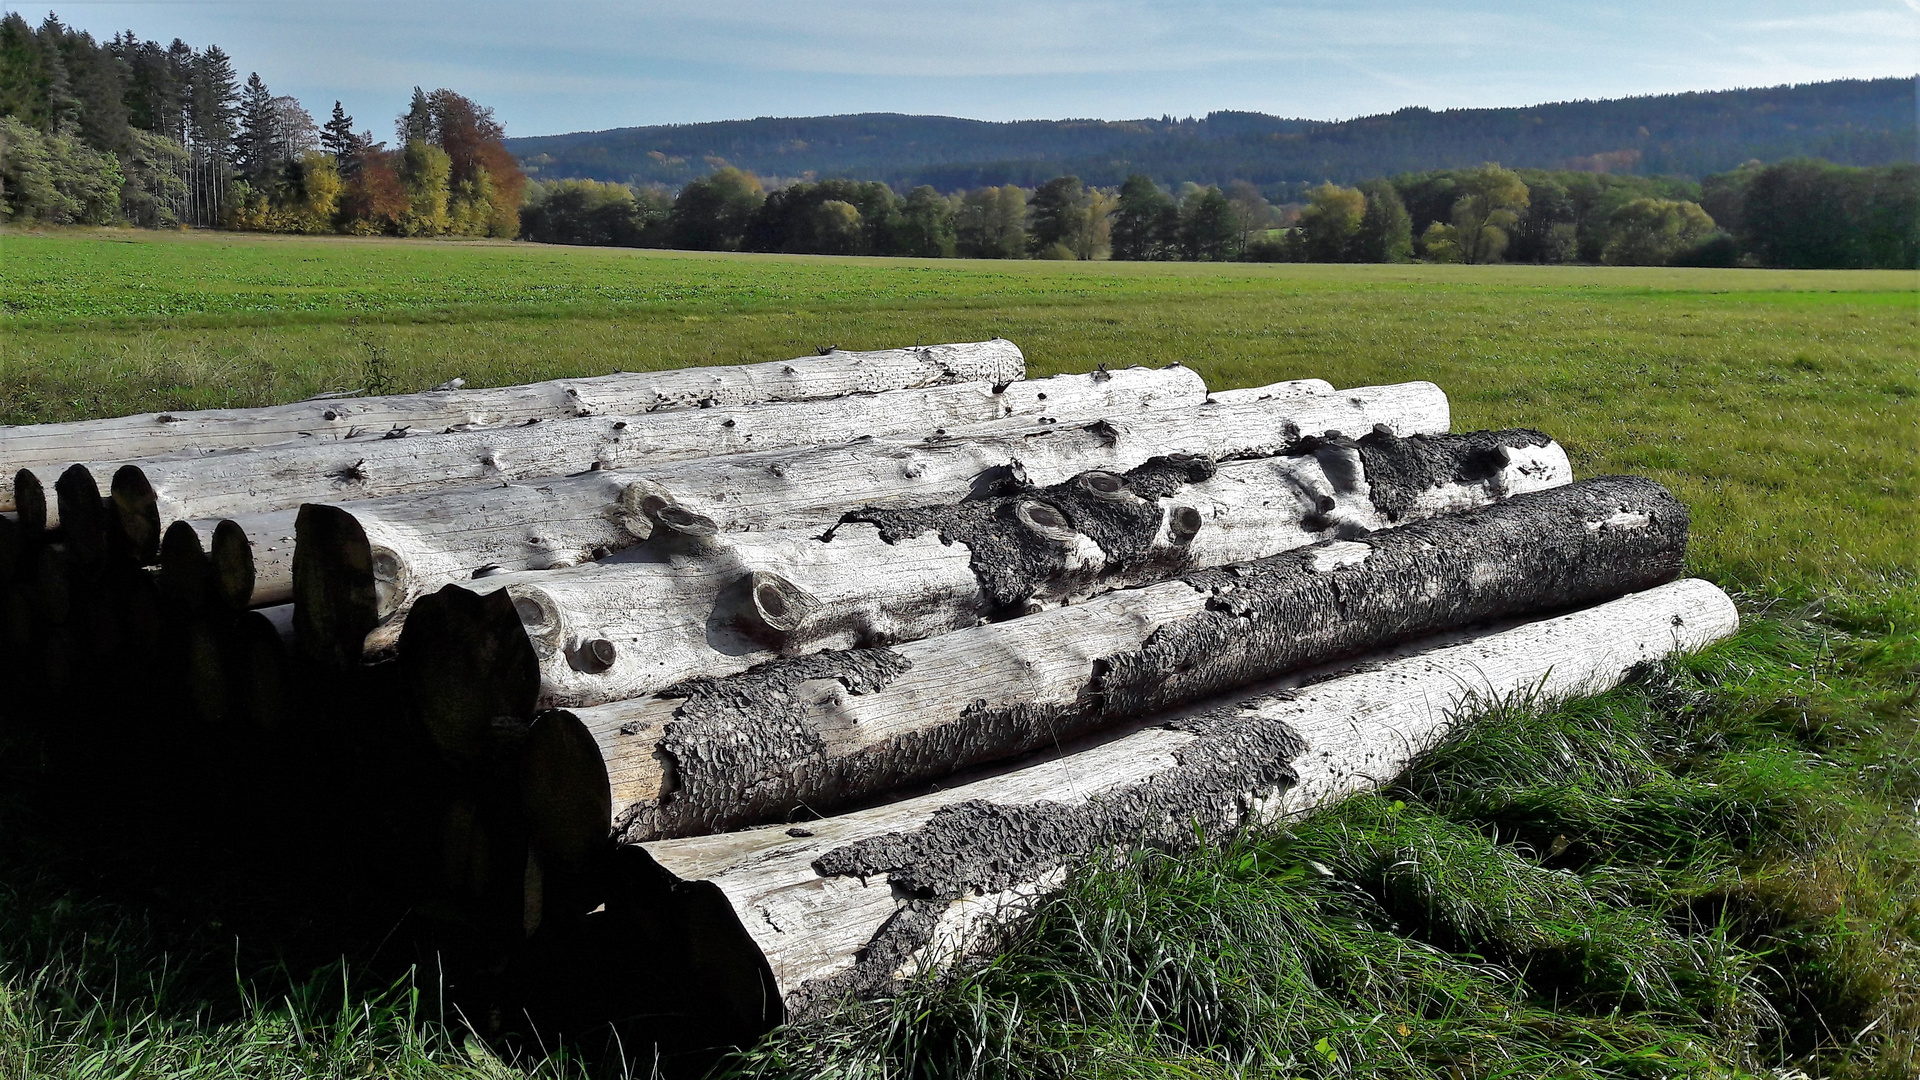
[321,100,356,159]
[399,85,432,144]
[235,71,276,181]
[0,13,49,129]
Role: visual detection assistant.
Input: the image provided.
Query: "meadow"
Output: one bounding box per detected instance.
[1,228,1916,1078]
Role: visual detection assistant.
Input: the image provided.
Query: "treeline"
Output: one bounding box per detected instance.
[0,11,524,235]
[523,158,1918,269]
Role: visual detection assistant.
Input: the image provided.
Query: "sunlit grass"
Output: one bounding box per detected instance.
[0,228,1915,1078]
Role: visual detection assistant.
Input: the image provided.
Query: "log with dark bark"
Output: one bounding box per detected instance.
[0,340,1028,515]
[101,362,1207,566]
[523,476,1687,856]
[411,430,1570,758]
[296,378,1447,672]
[592,578,1737,1029]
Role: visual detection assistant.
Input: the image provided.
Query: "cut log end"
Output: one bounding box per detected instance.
[522,710,614,870]
[13,470,47,536]
[110,465,161,565]
[158,519,211,613]
[291,503,379,671]
[399,583,540,762]
[209,520,258,613]
[55,465,108,567]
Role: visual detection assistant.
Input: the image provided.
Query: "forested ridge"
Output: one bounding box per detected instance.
[508,78,1916,192]
[1,10,1911,269]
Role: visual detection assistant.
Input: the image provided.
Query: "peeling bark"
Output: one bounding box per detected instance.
[1,340,1027,515]
[298,379,1449,672]
[600,579,1738,1028]
[530,476,1684,856]
[415,430,1567,765]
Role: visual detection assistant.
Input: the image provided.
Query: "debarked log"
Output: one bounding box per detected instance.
[523,476,1686,857]
[205,368,1208,613]
[603,577,1738,1027]
[416,430,1570,746]
[98,365,1207,565]
[296,379,1450,671]
[0,340,1027,514]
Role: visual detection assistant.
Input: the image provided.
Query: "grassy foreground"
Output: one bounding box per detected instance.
[2,229,1917,1078]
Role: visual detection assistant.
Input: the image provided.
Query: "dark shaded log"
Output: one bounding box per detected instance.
[54,465,109,570]
[157,518,261,617]
[526,476,1687,856]
[602,578,1738,1027]
[417,430,1569,750]
[12,470,47,536]
[228,604,295,734]
[2,340,1028,514]
[298,379,1449,672]
[0,512,18,582]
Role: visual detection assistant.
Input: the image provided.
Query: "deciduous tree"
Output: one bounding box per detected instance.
[1295,182,1366,261]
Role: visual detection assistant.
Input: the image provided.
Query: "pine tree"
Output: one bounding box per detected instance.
[398,85,432,145]
[321,100,355,158]
[235,71,276,181]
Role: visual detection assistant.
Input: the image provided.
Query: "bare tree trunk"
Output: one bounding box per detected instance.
[525,477,1686,857]
[1,340,1027,514]
[409,430,1569,760]
[99,365,1210,565]
[599,578,1737,1029]
[294,378,1447,672]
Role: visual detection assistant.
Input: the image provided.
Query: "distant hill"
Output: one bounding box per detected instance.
[506,77,1916,194]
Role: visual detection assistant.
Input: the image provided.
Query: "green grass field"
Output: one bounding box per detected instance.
[2,228,1917,1078]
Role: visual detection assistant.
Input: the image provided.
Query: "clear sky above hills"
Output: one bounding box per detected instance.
[36,1,1920,138]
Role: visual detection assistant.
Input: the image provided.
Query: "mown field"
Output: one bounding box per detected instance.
[2,228,1917,1079]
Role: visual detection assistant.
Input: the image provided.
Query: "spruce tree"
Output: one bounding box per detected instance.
[235,70,276,181]
[321,100,355,158]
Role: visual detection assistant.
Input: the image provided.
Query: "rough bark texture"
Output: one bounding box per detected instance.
[1,340,1027,514]
[609,578,1738,1026]
[424,430,1567,756]
[299,379,1449,670]
[541,476,1683,851]
[102,363,1194,565]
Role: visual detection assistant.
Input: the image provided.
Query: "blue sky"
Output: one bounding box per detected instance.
[29,1,1920,138]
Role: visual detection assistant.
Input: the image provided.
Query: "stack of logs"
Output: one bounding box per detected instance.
[0,338,1736,1041]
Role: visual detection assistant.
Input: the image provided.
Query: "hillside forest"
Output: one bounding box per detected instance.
[0,12,1912,269]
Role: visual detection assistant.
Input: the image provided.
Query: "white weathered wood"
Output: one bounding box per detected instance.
[209,366,1195,612]
[1206,379,1331,405]
[535,476,1684,852]
[447,430,1569,712]
[612,578,1738,1021]
[0,339,1026,514]
[97,364,1204,562]
[299,379,1450,669]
